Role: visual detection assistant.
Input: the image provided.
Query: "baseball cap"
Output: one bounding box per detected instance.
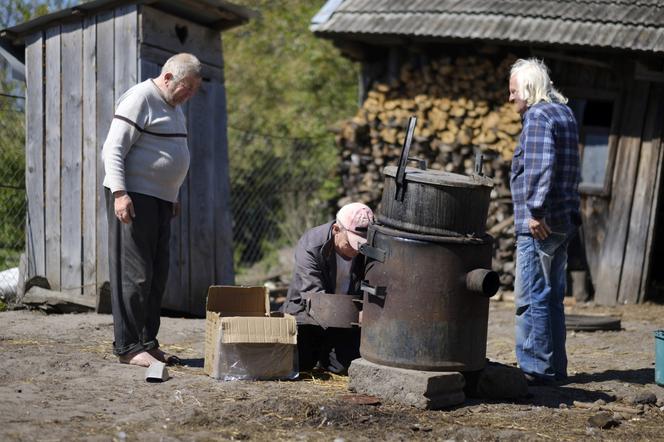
[336,202,375,251]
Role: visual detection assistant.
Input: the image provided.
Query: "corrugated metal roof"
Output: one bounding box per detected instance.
[311,0,664,53]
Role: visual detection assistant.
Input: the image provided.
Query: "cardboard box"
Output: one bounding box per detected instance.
[204,285,297,380]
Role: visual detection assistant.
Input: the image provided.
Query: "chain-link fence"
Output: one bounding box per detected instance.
[228,129,338,284]
[0,93,339,293]
[0,92,26,302]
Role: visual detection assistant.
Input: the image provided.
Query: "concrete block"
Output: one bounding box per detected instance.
[348,358,465,409]
[145,362,169,382]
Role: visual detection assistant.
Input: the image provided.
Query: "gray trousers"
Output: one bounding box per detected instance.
[106,190,172,356]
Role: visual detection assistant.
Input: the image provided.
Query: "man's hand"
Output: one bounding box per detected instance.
[114,191,135,224]
[528,217,551,240]
[172,201,181,218]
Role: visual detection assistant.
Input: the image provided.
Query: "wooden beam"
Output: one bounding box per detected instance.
[638,87,664,302]
[25,31,45,279]
[593,81,650,305]
[635,62,664,83]
[95,10,114,297]
[44,26,61,288]
[82,15,97,299]
[114,4,138,97]
[618,86,663,303]
[531,49,612,70]
[23,285,96,310]
[60,20,83,296]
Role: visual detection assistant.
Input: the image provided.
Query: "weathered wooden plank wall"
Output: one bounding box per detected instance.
[25,32,44,279]
[82,16,97,299]
[140,6,222,68]
[23,7,138,298]
[594,81,650,305]
[44,26,61,289]
[60,21,83,295]
[618,85,664,303]
[640,94,664,302]
[95,10,115,291]
[114,6,138,104]
[140,43,223,82]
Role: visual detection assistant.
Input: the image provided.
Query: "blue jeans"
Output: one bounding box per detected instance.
[514,234,569,381]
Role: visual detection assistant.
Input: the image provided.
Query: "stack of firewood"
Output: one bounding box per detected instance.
[335,55,520,290]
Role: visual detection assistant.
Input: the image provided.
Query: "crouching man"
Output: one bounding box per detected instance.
[282,202,374,374]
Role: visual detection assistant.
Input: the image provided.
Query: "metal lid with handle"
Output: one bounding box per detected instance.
[393,116,491,198]
[395,116,418,201]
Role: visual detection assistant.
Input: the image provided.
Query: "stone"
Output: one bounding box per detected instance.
[348,358,465,409]
[471,362,528,399]
[587,411,619,429]
[624,391,657,405]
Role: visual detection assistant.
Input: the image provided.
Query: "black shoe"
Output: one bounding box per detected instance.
[523,373,554,386]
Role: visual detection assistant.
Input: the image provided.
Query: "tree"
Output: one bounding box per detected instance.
[223,0,358,268]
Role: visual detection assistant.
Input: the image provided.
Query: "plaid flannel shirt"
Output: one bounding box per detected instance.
[510,102,581,235]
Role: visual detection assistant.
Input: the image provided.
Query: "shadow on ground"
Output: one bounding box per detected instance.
[566,368,655,385]
[461,385,616,409]
[180,358,204,368]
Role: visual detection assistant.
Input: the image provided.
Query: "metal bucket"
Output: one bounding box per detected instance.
[656,330,664,386]
[359,223,499,372]
[301,293,361,329]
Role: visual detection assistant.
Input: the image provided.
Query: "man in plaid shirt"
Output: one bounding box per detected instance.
[509,58,581,385]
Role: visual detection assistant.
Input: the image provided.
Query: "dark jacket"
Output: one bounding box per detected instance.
[282,221,366,325]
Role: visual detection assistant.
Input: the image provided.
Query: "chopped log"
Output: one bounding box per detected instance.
[23,285,96,312]
[573,401,642,415]
[488,215,515,236]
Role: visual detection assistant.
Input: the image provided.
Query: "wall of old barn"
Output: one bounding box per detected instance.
[336,44,664,304]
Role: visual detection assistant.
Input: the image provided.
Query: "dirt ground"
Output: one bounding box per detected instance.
[1,299,664,441]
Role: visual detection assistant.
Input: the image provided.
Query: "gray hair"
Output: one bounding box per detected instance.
[161,53,202,83]
[510,58,567,106]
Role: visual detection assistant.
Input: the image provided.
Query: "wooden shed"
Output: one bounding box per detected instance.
[311,0,664,305]
[0,0,253,316]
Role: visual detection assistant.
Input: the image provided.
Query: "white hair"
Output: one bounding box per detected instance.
[161,53,202,83]
[510,58,567,106]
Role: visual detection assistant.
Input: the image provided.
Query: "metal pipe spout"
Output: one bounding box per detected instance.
[466,268,500,297]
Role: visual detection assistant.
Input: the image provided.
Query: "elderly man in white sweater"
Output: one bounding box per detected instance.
[102,53,202,367]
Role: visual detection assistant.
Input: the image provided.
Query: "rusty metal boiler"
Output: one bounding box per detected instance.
[359,116,499,372]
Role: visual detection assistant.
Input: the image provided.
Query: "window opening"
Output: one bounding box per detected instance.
[567,98,615,195]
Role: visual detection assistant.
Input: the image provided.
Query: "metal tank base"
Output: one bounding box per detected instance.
[359,224,499,372]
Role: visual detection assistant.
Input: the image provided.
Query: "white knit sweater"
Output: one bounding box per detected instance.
[102,80,190,203]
